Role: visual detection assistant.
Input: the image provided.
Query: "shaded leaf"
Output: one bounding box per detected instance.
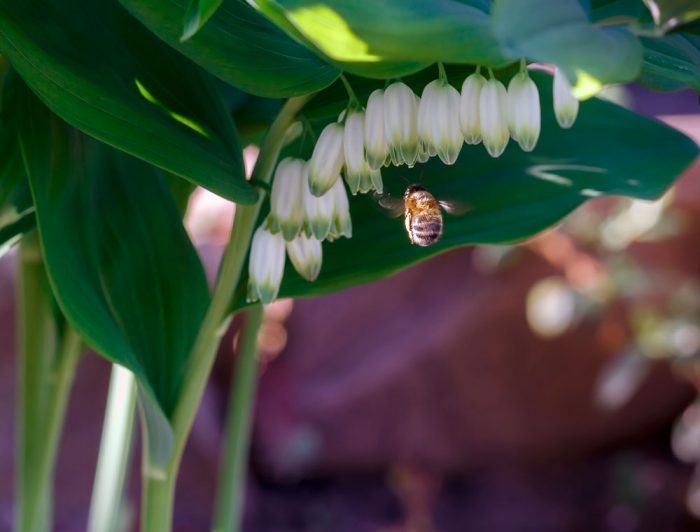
[0,0,255,203]
[120,0,340,97]
[492,0,643,98]
[17,86,210,470]
[234,70,699,307]
[0,208,34,259]
[639,33,700,91]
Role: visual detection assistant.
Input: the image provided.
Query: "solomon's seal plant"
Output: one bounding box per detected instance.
[0,0,698,530]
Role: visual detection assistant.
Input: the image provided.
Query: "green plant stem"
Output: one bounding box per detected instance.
[212,305,263,532]
[87,365,137,532]
[16,232,82,532]
[437,61,447,82]
[140,94,312,532]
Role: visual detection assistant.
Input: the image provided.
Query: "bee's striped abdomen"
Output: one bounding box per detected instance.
[410,214,443,246]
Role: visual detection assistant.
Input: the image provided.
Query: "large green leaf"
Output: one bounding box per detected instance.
[17,86,211,470]
[249,0,510,78]
[120,0,340,97]
[643,0,700,32]
[639,33,700,91]
[234,70,698,307]
[0,0,256,203]
[492,0,643,98]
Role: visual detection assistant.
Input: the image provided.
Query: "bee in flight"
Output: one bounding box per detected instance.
[376,184,467,247]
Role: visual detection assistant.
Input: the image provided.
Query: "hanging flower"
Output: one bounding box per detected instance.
[268,157,305,241]
[364,89,389,170]
[286,234,323,282]
[342,109,383,195]
[507,71,541,152]
[247,226,286,304]
[417,79,463,165]
[302,162,335,241]
[383,81,420,167]
[328,178,353,240]
[479,76,510,158]
[459,71,486,145]
[553,68,579,129]
[308,122,344,196]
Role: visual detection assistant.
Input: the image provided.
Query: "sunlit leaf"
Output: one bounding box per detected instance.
[233,70,699,308]
[0,0,256,203]
[250,0,509,78]
[120,0,340,97]
[17,86,210,471]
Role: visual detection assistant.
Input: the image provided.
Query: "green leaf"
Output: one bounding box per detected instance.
[639,33,700,91]
[492,0,643,98]
[643,0,700,32]
[17,86,211,471]
[234,70,699,307]
[0,0,256,203]
[590,0,652,23]
[182,0,222,41]
[0,208,34,259]
[249,0,510,78]
[119,0,340,97]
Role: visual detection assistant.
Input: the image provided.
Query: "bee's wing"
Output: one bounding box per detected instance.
[438,199,470,216]
[373,192,404,218]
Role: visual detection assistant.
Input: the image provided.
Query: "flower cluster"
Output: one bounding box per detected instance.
[248,64,581,303]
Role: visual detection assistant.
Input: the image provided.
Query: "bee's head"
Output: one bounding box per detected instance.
[404,183,426,199]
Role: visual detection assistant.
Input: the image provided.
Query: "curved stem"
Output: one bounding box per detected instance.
[87,365,137,532]
[437,62,447,82]
[212,305,263,532]
[339,74,360,108]
[140,94,312,532]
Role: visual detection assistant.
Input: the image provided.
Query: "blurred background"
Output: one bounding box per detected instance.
[1,86,700,532]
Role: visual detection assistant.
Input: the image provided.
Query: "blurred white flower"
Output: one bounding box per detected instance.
[302,162,334,240]
[247,226,286,304]
[418,79,463,165]
[268,157,306,241]
[479,77,510,158]
[286,233,323,281]
[308,122,344,196]
[507,71,541,152]
[364,89,389,170]
[383,81,420,167]
[459,71,486,145]
[553,68,579,129]
[328,178,353,240]
[343,110,383,195]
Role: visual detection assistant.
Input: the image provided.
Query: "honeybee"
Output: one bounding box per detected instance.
[376,184,466,247]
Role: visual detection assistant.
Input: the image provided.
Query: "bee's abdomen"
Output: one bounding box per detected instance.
[410,215,443,247]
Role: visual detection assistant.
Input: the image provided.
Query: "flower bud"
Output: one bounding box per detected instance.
[460,72,486,144]
[364,90,389,170]
[479,78,510,158]
[268,157,305,240]
[286,234,322,281]
[418,80,463,165]
[302,163,334,240]
[507,72,541,152]
[247,226,286,304]
[308,122,344,196]
[328,178,352,240]
[553,68,579,129]
[383,82,419,167]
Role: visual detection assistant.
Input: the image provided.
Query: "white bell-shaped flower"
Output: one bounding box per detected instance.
[383,82,420,167]
[268,157,305,241]
[459,72,486,145]
[286,234,323,282]
[507,71,541,152]
[351,165,383,196]
[343,109,366,187]
[328,178,353,240]
[418,79,463,165]
[302,163,334,240]
[308,122,344,196]
[247,226,286,304]
[364,89,389,170]
[553,68,579,129]
[479,77,510,158]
